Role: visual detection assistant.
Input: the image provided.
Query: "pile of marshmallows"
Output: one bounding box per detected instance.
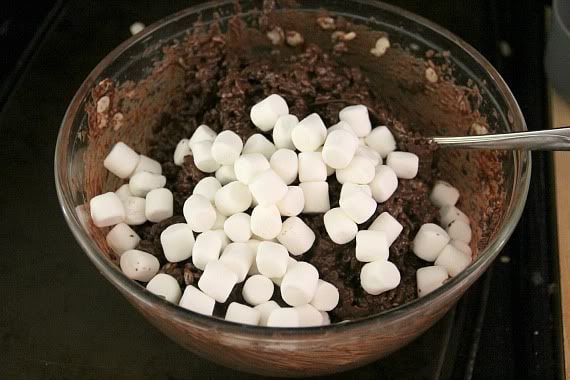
[89,94,473,327]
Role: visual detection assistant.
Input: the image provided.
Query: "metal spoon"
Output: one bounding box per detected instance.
[431,127,570,150]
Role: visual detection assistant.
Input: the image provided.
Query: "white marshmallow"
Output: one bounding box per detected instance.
[440,205,470,227]
[276,186,304,217]
[188,124,217,147]
[435,244,471,277]
[160,223,195,263]
[322,129,358,169]
[270,149,298,185]
[250,94,289,131]
[291,113,327,152]
[242,134,276,160]
[219,242,254,283]
[106,223,140,255]
[115,184,133,202]
[412,223,450,262]
[416,266,448,297]
[451,239,472,257]
[340,183,372,202]
[386,151,419,179]
[90,192,125,227]
[234,153,270,185]
[356,230,389,262]
[277,216,315,255]
[214,181,252,216]
[446,220,472,243]
[256,241,289,278]
[339,105,372,137]
[320,312,331,325]
[191,140,220,173]
[174,138,192,166]
[145,188,173,223]
[335,156,375,184]
[198,260,238,303]
[369,212,403,246]
[267,308,300,327]
[328,120,358,141]
[225,302,261,325]
[295,304,324,327]
[298,151,328,182]
[430,181,460,208]
[242,274,274,306]
[134,154,162,175]
[120,249,159,282]
[254,301,281,326]
[193,177,222,203]
[129,171,166,197]
[273,114,298,149]
[215,165,237,185]
[339,191,376,224]
[355,145,382,166]
[183,194,217,232]
[122,196,147,225]
[146,273,182,303]
[224,213,252,242]
[280,262,319,306]
[323,208,358,244]
[179,285,215,316]
[370,165,398,203]
[310,280,339,311]
[271,257,297,286]
[364,126,397,157]
[211,229,230,250]
[360,260,400,295]
[212,210,227,230]
[211,130,243,165]
[249,169,288,206]
[299,182,330,213]
[103,142,140,179]
[250,205,282,240]
[192,230,223,270]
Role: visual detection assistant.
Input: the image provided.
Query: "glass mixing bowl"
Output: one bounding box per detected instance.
[55,0,530,376]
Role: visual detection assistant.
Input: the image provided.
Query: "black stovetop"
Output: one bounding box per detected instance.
[0,1,562,379]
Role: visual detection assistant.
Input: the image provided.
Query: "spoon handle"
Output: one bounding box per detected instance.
[431,126,570,151]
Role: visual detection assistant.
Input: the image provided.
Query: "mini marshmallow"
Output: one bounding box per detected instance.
[251,205,282,240]
[277,216,315,255]
[364,126,397,157]
[451,239,472,257]
[219,242,254,283]
[370,165,398,203]
[134,154,162,175]
[271,257,297,286]
[355,146,382,166]
[328,120,358,141]
[270,149,298,185]
[339,191,376,224]
[413,223,450,262]
[250,94,289,131]
[335,156,375,184]
[212,229,231,250]
[281,262,319,306]
[310,280,339,311]
[299,182,330,213]
[106,223,140,255]
[234,153,270,185]
[267,308,300,327]
[256,241,289,278]
[122,196,146,225]
[416,266,448,297]
[242,274,274,306]
[320,312,331,325]
[224,213,252,243]
[212,210,227,230]
[254,301,281,326]
[356,230,389,262]
[295,304,324,327]
[298,151,328,182]
[191,140,220,173]
[211,130,243,165]
[225,302,261,325]
[146,274,182,303]
[323,208,358,244]
[439,205,470,227]
[174,138,192,166]
[446,220,472,243]
[120,249,159,282]
[214,181,253,216]
[291,113,327,152]
[386,151,419,179]
[90,192,125,227]
[179,285,215,316]
[369,212,403,246]
[276,186,304,217]
[249,169,288,206]
[193,177,222,203]
[430,180,460,208]
[359,137,366,146]
[321,129,358,169]
[115,184,133,202]
[215,165,237,185]
[435,244,471,277]
[339,105,372,137]
[183,194,217,232]
[188,124,217,147]
[145,188,173,223]
[242,134,276,160]
[198,260,238,303]
[160,223,195,263]
[273,114,298,149]
[340,183,372,202]
[192,230,223,270]
[129,171,166,197]
[360,260,401,295]
[104,142,140,179]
